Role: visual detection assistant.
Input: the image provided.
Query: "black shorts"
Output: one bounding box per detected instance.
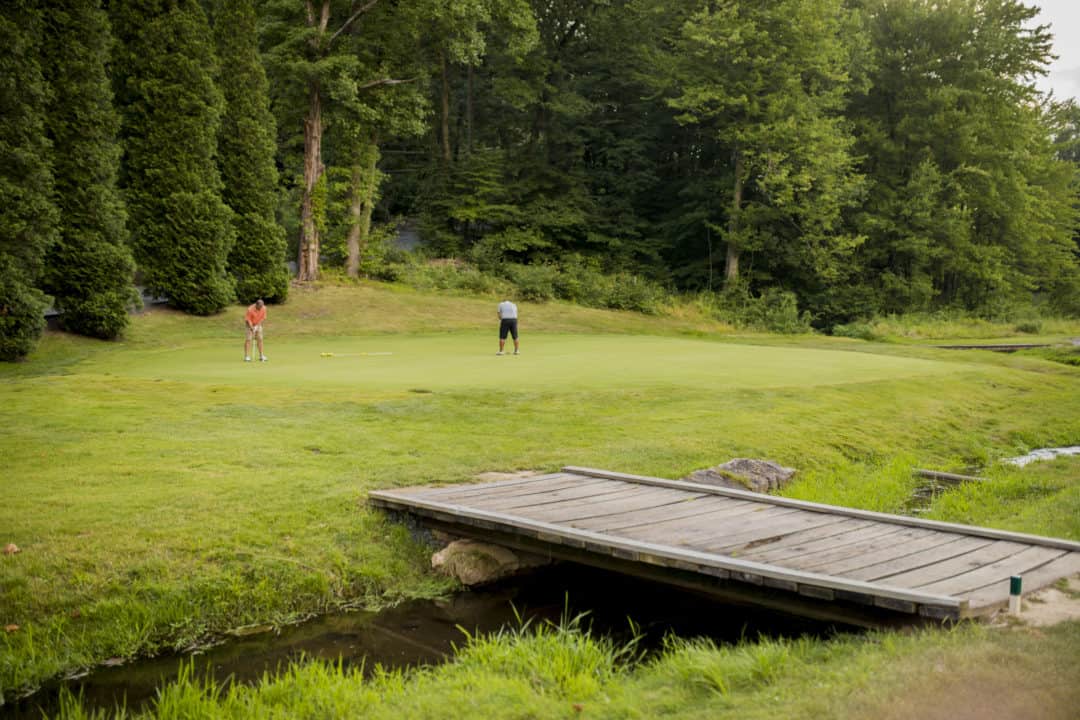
[499,318,518,340]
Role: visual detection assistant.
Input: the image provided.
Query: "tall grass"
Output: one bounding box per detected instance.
[53,619,1080,719]
[834,311,1080,342]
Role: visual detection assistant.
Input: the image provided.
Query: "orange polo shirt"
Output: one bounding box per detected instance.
[246,304,267,327]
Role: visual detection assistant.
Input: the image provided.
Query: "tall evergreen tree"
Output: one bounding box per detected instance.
[212,0,288,304]
[41,0,138,339]
[0,0,56,360]
[111,0,234,315]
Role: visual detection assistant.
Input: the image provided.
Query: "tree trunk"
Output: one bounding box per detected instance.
[298,0,330,282]
[346,132,380,278]
[440,49,452,163]
[299,81,323,282]
[465,63,473,157]
[724,147,744,288]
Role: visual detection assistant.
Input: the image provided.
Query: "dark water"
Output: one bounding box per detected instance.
[5,564,857,718]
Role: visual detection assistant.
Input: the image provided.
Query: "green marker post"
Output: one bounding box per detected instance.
[1008,575,1022,614]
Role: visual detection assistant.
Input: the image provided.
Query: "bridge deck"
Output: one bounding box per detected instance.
[369,467,1080,623]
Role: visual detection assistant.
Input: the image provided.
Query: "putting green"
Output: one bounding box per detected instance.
[82,333,967,392]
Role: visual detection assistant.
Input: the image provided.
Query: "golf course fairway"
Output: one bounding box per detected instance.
[77,332,968,393]
[2,285,1079,717]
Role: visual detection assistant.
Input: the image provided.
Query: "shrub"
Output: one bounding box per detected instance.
[401,259,510,296]
[605,273,667,314]
[715,285,812,333]
[551,255,614,307]
[831,322,881,341]
[0,265,49,361]
[505,263,558,302]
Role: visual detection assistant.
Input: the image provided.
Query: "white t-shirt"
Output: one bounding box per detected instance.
[498,301,518,319]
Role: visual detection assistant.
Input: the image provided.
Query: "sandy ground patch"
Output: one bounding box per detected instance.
[994,574,1080,628]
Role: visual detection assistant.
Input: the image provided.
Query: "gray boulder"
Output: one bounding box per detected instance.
[683,458,796,493]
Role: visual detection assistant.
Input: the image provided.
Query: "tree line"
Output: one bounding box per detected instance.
[2,0,1078,360]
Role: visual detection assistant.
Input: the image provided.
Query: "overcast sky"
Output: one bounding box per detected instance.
[1030,0,1080,101]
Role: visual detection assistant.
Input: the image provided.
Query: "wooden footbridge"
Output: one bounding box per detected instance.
[369,467,1080,627]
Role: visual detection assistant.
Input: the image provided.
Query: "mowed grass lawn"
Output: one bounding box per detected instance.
[2,282,1080,702]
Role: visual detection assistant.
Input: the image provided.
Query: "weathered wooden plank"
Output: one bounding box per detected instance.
[798,585,834,600]
[591,500,781,540]
[877,540,1030,588]
[573,496,751,533]
[916,546,1067,596]
[522,491,711,524]
[622,506,802,545]
[875,596,917,614]
[621,509,814,554]
[720,516,854,556]
[367,490,964,611]
[410,472,570,498]
[742,520,898,563]
[963,552,1080,612]
[690,514,848,555]
[445,476,611,505]
[839,536,994,582]
[781,526,942,572]
[467,479,647,511]
[422,474,588,504]
[509,488,696,522]
[561,467,1080,551]
[588,497,760,533]
[913,469,984,484]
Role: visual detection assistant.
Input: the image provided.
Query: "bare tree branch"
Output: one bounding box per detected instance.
[329,0,379,45]
[358,77,416,90]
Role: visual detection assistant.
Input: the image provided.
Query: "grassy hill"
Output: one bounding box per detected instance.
[2,281,1079,715]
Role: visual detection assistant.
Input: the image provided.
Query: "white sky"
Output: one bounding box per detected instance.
[1030,0,1080,101]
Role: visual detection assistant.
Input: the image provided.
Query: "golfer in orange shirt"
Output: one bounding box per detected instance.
[244,299,268,362]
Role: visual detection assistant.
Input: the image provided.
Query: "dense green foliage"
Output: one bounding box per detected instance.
[0,1,55,360]
[111,0,235,315]
[848,0,1076,317]
[380,0,1079,325]
[212,0,289,304]
[40,0,138,339]
[2,0,1079,359]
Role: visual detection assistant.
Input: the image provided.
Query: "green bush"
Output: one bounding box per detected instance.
[0,263,49,361]
[505,263,558,301]
[391,251,670,314]
[831,322,881,341]
[1013,320,1042,334]
[359,226,410,282]
[468,227,550,272]
[401,260,510,296]
[716,285,813,333]
[605,272,667,314]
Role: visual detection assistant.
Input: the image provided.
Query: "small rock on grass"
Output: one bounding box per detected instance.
[683,458,797,493]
